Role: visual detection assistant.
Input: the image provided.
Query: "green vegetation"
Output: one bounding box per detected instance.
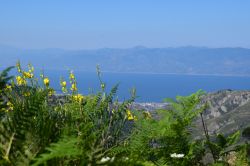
[0,62,249,165]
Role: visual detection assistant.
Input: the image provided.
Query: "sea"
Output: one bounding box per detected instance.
[42,70,250,102]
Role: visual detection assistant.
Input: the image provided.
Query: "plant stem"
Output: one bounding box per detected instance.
[200,112,216,162]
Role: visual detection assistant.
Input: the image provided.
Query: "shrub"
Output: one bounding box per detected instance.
[0,63,136,165]
[0,62,248,166]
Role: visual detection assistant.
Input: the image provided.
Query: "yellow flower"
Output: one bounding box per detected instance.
[71,83,77,91]
[126,109,134,120]
[23,71,33,78]
[73,94,84,103]
[43,77,50,87]
[61,81,67,87]
[5,84,12,91]
[16,76,26,86]
[69,72,75,80]
[16,76,21,84]
[60,79,67,93]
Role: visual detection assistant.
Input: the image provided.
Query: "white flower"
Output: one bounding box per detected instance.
[170,153,184,158]
[100,157,111,163]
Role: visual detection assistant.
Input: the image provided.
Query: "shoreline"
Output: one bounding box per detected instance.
[1,66,250,77]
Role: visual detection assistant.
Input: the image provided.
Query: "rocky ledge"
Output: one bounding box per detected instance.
[196,90,250,137]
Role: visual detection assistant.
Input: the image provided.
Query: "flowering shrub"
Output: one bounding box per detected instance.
[0,62,138,165]
[0,62,249,166]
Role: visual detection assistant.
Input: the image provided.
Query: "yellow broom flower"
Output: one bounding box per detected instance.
[16,76,26,86]
[23,71,33,78]
[71,83,77,91]
[73,94,84,103]
[5,84,12,91]
[69,71,75,81]
[60,80,67,93]
[126,109,134,120]
[61,81,67,87]
[43,77,50,87]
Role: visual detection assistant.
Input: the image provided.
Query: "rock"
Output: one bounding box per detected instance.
[195,90,250,137]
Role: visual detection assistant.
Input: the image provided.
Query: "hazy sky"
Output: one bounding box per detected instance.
[1,1,250,49]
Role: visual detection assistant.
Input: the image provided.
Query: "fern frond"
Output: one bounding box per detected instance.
[0,89,48,165]
[106,84,119,103]
[0,66,14,88]
[32,136,81,166]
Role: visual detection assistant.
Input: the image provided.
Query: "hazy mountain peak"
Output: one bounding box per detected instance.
[1,46,250,76]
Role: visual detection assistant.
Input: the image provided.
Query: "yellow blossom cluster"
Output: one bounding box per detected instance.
[38,70,55,96]
[61,81,67,87]
[16,76,26,86]
[69,71,78,93]
[70,72,75,80]
[13,62,57,98]
[43,77,50,87]
[23,71,33,79]
[126,109,136,121]
[40,73,51,89]
[71,83,77,92]
[73,94,84,103]
[13,62,89,101]
[16,62,34,77]
[5,84,12,91]
[15,62,35,86]
[60,79,67,93]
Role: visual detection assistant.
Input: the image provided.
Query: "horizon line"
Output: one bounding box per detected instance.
[1,44,250,51]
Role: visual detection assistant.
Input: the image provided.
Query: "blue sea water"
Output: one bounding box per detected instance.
[44,70,250,102]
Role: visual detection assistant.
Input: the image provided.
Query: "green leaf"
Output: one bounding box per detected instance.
[32,136,81,166]
[226,131,240,146]
[216,134,227,148]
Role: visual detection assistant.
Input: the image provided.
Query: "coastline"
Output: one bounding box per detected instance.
[2,66,250,77]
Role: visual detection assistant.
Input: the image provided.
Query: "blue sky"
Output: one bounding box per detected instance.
[0,0,250,49]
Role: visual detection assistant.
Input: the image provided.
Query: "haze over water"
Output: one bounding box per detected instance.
[45,70,250,102]
[1,1,250,102]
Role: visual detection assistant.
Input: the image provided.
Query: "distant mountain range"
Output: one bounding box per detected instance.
[1,45,250,76]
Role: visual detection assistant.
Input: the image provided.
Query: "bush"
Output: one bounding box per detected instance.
[0,62,248,165]
[0,63,136,165]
